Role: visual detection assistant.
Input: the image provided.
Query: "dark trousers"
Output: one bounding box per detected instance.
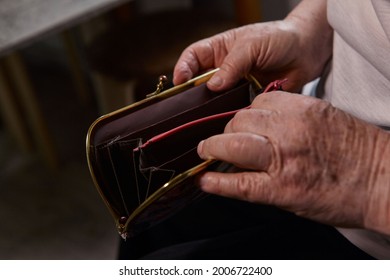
[118,195,374,260]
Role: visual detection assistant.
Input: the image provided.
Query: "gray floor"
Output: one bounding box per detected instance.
[0,37,119,260]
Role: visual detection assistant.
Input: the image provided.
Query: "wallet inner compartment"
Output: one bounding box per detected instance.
[91,81,253,218]
[92,81,250,145]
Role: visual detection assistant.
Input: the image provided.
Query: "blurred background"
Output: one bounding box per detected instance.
[0,0,299,259]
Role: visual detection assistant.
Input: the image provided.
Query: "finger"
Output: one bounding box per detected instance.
[206,44,254,91]
[173,39,216,85]
[250,91,285,109]
[172,47,199,85]
[197,133,273,171]
[251,90,312,112]
[173,35,256,91]
[225,108,275,134]
[198,171,273,205]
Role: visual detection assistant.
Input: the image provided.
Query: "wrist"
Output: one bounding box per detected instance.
[364,129,390,235]
[285,0,333,80]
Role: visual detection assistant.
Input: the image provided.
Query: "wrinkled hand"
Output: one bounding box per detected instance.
[173,19,331,93]
[197,91,390,234]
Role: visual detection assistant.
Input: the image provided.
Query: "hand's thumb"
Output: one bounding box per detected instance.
[207,46,253,91]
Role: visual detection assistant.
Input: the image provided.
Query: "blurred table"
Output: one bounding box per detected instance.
[0,0,131,55]
[0,0,131,168]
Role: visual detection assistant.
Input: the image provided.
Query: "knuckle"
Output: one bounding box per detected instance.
[226,136,247,157]
[252,91,280,106]
[219,61,238,77]
[235,173,260,203]
[228,111,247,132]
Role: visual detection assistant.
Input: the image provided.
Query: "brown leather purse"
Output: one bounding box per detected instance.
[86,69,282,239]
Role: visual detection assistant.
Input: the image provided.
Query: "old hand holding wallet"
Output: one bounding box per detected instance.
[86,69,284,239]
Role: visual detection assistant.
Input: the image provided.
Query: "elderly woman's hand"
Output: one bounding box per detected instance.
[173,1,332,92]
[197,92,390,235]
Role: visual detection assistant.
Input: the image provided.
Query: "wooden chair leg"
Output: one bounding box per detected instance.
[0,63,32,153]
[3,52,58,169]
[61,30,91,104]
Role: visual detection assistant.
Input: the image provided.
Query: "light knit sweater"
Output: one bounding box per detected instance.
[321,0,390,259]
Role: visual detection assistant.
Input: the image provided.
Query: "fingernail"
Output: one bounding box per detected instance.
[208,76,223,88]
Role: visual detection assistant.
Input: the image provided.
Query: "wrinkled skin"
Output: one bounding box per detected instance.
[173,19,332,93]
[197,91,390,234]
[173,0,390,235]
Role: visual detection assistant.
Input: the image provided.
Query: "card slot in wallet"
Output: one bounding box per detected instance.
[93,144,126,216]
[132,147,175,201]
[136,110,237,173]
[94,139,146,217]
[136,147,197,199]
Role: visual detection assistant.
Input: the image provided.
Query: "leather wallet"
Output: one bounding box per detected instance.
[86,69,282,239]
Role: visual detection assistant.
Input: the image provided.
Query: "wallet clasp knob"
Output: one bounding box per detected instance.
[118,216,128,239]
[147,75,168,98]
